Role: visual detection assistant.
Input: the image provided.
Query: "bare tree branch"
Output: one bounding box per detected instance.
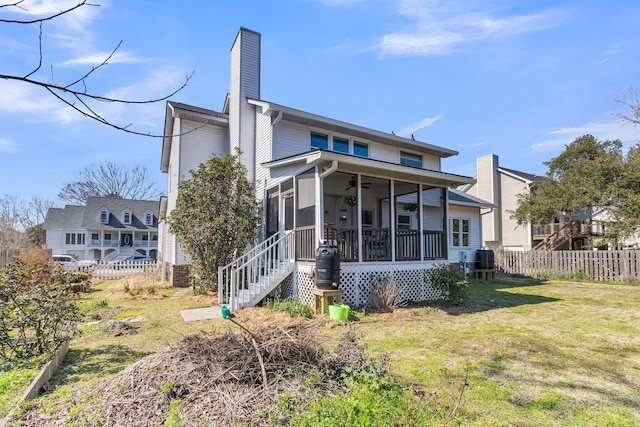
[23,22,42,78]
[617,88,640,125]
[0,0,98,24]
[1,0,199,137]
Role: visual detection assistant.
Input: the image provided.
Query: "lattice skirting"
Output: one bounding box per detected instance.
[289,261,446,307]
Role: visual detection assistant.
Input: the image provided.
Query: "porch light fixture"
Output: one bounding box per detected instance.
[404,203,418,212]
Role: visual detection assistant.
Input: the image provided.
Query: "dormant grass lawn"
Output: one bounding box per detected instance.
[7,274,640,426]
[347,276,640,426]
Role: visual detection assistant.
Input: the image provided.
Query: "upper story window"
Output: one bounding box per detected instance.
[99,209,109,224]
[354,142,369,158]
[400,151,423,168]
[311,132,329,150]
[123,210,132,225]
[310,131,370,158]
[333,137,349,154]
[145,212,153,226]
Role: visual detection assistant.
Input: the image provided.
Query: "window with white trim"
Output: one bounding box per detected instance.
[353,141,369,157]
[99,209,109,224]
[123,210,132,225]
[311,132,329,149]
[310,131,370,158]
[65,233,85,245]
[451,218,470,247]
[400,151,423,168]
[333,136,349,154]
[145,212,153,226]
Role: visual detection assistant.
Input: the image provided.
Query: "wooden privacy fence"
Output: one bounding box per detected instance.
[0,249,19,268]
[496,250,640,282]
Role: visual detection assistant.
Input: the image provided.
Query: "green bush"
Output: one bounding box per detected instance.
[0,257,84,361]
[425,264,469,306]
[266,298,313,319]
[285,371,436,426]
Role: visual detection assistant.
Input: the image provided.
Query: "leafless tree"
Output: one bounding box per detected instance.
[0,0,192,136]
[0,194,59,248]
[58,162,162,205]
[617,88,640,125]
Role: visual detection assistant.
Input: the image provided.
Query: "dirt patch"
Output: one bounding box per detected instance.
[102,274,170,300]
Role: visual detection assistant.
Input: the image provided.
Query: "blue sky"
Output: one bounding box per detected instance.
[1,0,639,204]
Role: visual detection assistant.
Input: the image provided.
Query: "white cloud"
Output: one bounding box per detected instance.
[0,80,76,123]
[62,51,146,67]
[7,0,102,31]
[378,1,561,56]
[532,119,640,153]
[399,114,442,136]
[0,138,16,152]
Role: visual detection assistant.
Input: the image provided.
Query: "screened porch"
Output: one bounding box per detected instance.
[267,168,449,264]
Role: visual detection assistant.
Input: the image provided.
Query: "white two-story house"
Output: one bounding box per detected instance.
[159,27,491,308]
[44,197,159,262]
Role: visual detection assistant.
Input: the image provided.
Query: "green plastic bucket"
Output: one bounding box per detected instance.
[328,304,349,321]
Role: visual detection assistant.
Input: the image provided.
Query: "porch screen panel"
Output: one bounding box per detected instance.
[323,171,358,262]
[394,181,420,261]
[362,176,391,261]
[422,187,446,259]
[296,170,315,260]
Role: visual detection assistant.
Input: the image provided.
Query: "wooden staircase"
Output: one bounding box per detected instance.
[532,220,593,251]
[218,231,295,311]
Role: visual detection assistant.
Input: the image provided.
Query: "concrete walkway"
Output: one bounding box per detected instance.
[180,306,222,322]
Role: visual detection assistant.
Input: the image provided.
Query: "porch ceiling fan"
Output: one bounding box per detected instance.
[346,175,371,190]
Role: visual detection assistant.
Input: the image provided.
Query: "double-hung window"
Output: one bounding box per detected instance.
[451,218,470,247]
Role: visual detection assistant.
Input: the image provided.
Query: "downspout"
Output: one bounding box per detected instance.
[315,160,339,246]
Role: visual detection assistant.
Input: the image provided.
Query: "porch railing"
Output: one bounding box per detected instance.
[218,231,295,311]
[423,230,446,260]
[296,226,316,261]
[318,226,447,262]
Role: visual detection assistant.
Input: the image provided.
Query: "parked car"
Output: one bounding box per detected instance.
[53,255,97,271]
[76,259,98,269]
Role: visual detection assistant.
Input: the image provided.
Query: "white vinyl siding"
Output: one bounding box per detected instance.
[179,121,229,181]
[274,122,308,159]
[255,110,272,198]
[500,173,530,248]
[423,154,440,171]
[370,141,397,163]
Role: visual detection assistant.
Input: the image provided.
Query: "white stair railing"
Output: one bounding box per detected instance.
[218,231,295,311]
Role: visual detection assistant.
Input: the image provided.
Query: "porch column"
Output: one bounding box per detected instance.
[390,179,396,263]
[314,165,323,246]
[419,184,424,260]
[315,160,339,247]
[357,174,363,263]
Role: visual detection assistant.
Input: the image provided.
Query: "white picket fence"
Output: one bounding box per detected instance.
[80,261,159,280]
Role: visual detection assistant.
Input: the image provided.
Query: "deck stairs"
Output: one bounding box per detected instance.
[532,223,572,251]
[218,231,295,311]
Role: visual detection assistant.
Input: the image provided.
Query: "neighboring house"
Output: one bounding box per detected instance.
[591,208,640,250]
[159,27,491,308]
[461,154,598,251]
[43,197,159,262]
